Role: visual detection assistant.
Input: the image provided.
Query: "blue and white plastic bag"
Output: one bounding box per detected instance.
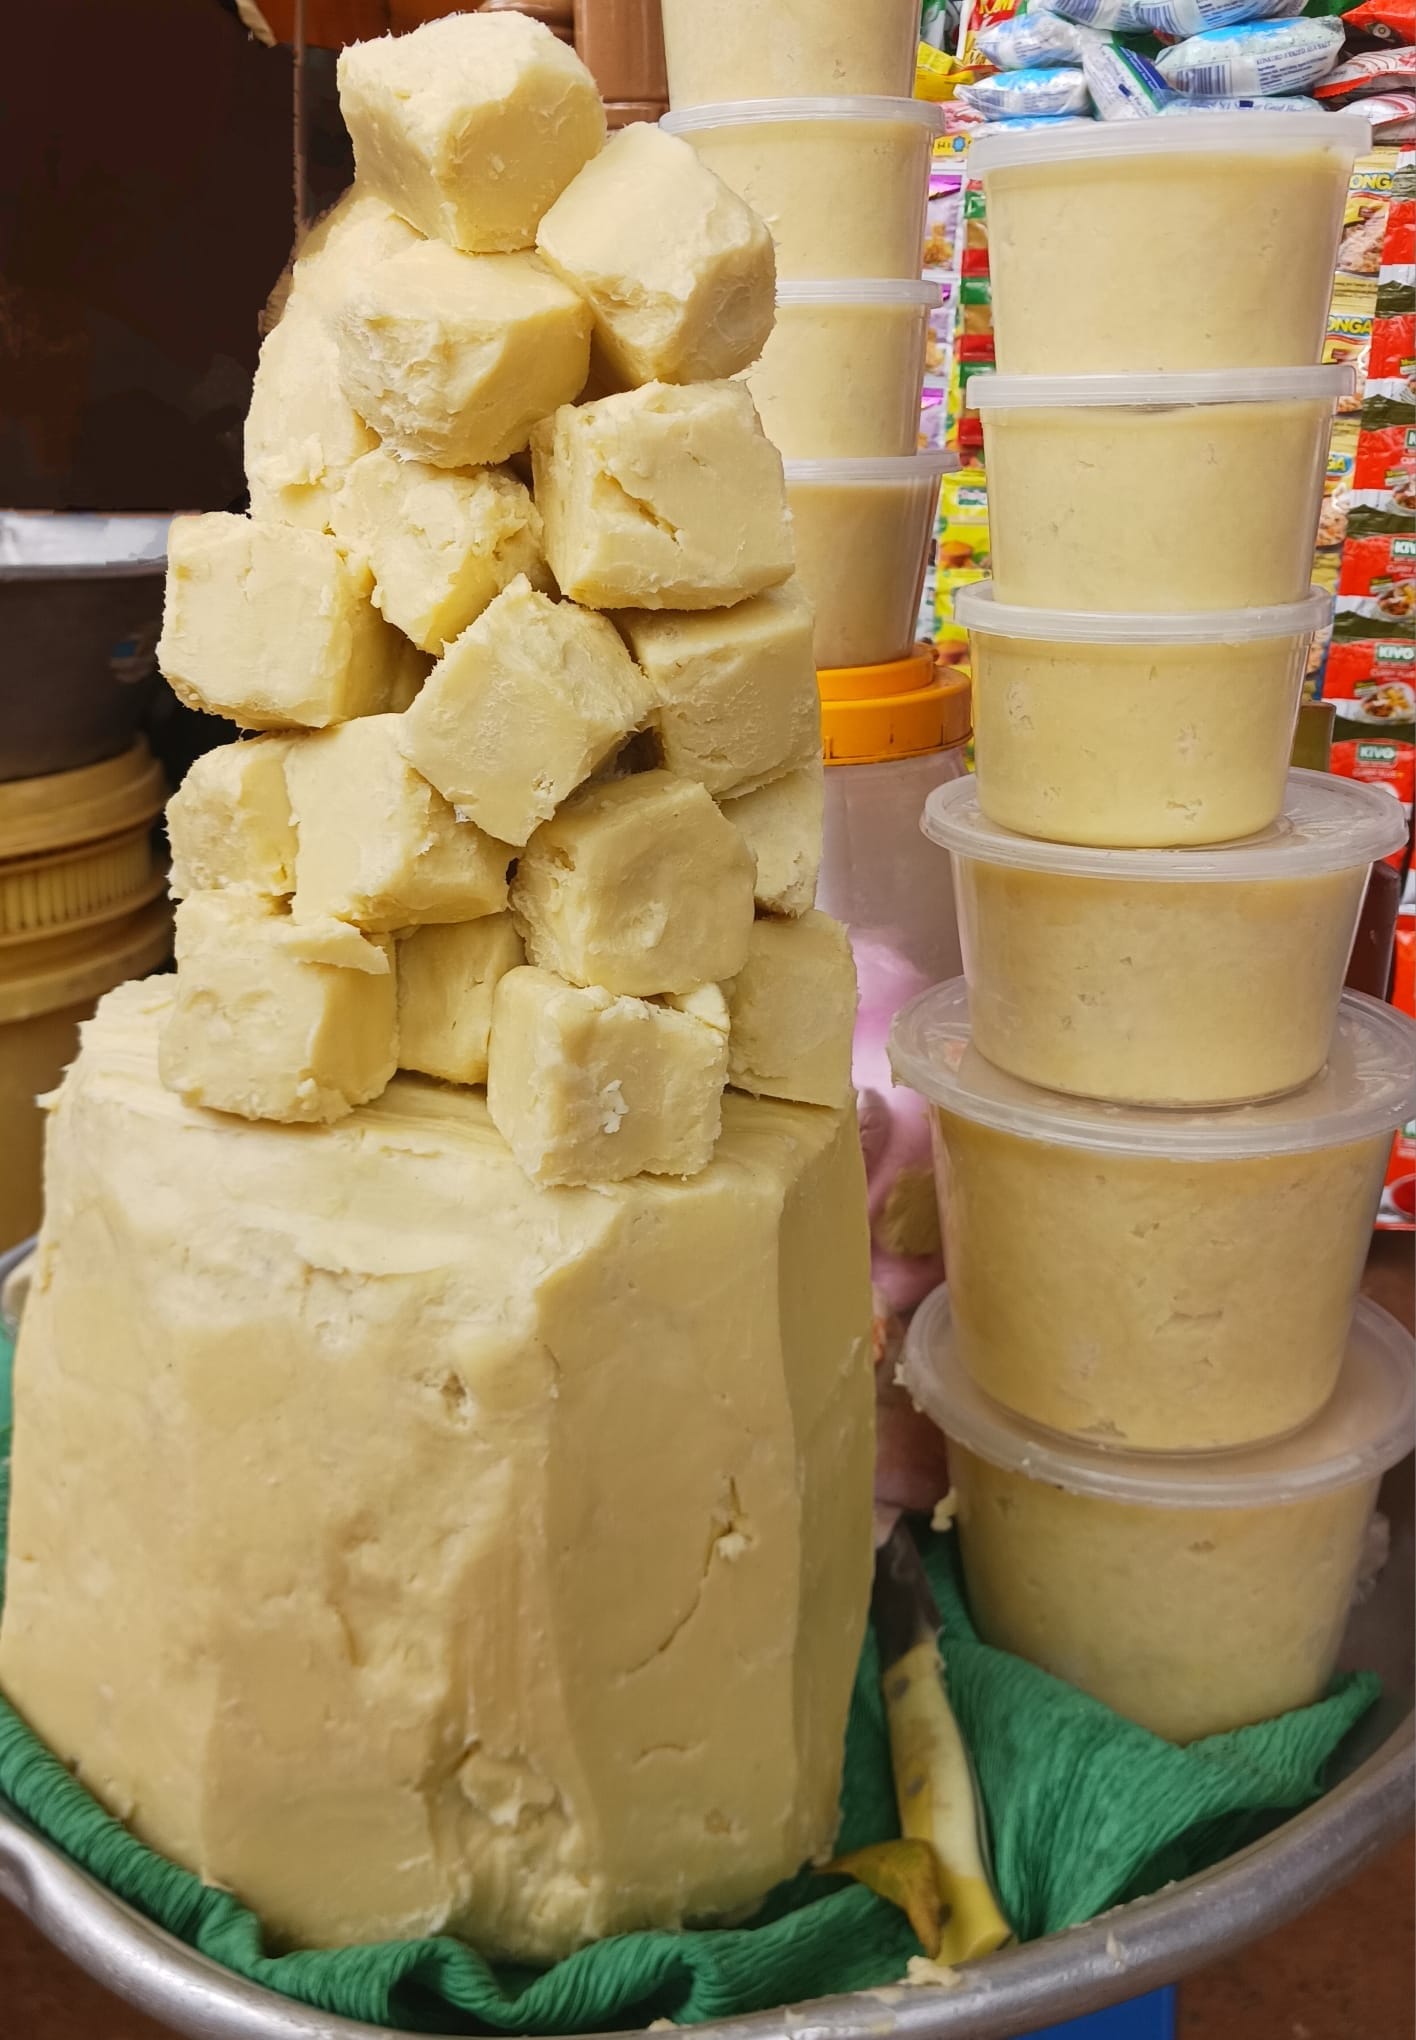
[1155,17,1345,95]
[974,11,1105,67]
[1129,0,1304,39]
[1083,43,1176,116]
[956,64,1093,116]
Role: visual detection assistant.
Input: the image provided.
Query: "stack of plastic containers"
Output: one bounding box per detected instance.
[889,114,1416,1744]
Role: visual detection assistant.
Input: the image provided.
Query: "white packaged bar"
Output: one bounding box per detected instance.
[1155,17,1345,96]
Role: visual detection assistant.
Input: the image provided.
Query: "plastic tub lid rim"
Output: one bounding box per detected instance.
[967,108,1372,172]
[953,582,1332,645]
[968,363,1355,410]
[902,1284,1415,1509]
[784,451,958,483]
[775,278,942,307]
[662,96,946,132]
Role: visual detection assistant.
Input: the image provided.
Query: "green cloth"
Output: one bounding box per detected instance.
[0,1326,1377,2033]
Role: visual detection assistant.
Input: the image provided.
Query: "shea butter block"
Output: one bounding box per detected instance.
[337,12,605,255]
[397,914,524,1086]
[286,715,511,931]
[399,577,654,846]
[166,738,296,900]
[728,910,856,1107]
[535,124,775,391]
[531,382,794,610]
[335,448,550,653]
[157,514,402,730]
[719,764,823,918]
[619,581,820,797]
[245,294,377,533]
[332,241,591,470]
[286,191,421,316]
[512,770,755,996]
[160,895,396,1124]
[487,965,728,1185]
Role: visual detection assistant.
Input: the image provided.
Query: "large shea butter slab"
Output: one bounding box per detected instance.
[245,294,377,534]
[727,910,856,1107]
[160,895,397,1124]
[719,764,823,919]
[332,240,591,469]
[0,979,873,1960]
[397,914,524,1086]
[512,769,755,995]
[337,13,605,255]
[157,514,403,731]
[618,581,820,797]
[334,448,550,653]
[487,965,728,1185]
[166,737,296,900]
[399,576,655,847]
[531,382,794,609]
[285,715,511,932]
[535,124,775,391]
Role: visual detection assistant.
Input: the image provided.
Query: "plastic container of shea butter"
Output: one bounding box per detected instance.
[901,1280,1415,1742]
[660,0,921,108]
[745,281,939,460]
[955,584,1330,848]
[889,977,1416,1456]
[785,452,956,670]
[971,364,1353,613]
[922,769,1408,1109]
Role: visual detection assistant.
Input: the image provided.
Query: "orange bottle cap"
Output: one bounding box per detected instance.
[819,646,971,765]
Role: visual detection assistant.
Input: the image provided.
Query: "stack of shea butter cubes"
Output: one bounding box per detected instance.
[890,114,1416,1750]
[0,14,875,1965]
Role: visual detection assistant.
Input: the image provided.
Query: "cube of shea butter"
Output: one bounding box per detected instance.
[334,448,550,653]
[285,715,510,932]
[512,769,755,996]
[535,124,775,390]
[337,13,605,255]
[399,576,654,846]
[618,581,820,797]
[397,914,524,1086]
[727,910,856,1108]
[719,762,823,918]
[166,738,296,900]
[160,893,396,1124]
[245,293,376,533]
[284,190,420,318]
[531,381,793,610]
[332,240,590,469]
[487,966,728,1185]
[157,514,402,731]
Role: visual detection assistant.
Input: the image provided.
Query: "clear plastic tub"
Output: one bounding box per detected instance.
[968,113,1371,375]
[785,453,955,670]
[901,1280,1415,1741]
[890,978,1415,1454]
[921,770,1407,1108]
[660,99,945,280]
[746,281,938,460]
[955,584,1330,848]
[660,0,920,108]
[971,365,1352,612]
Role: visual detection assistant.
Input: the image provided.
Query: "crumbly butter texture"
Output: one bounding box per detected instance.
[159,896,396,1124]
[337,13,605,255]
[531,382,794,610]
[286,190,421,316]
[285,715,510,932]
[728,910,856,1107]
[0,979,874,1959]
[157,514,403,731]
[618,581,819,797]
[396,914,524,1087]
[166,737,296,900]
[535,124,775,391]
[487,965,728,1185]
[512,770,755,996]
[332,241,591,469]
[245,293,377,534]
[399,577,654,847]
[334,448,550,653]
[719,763,823,918]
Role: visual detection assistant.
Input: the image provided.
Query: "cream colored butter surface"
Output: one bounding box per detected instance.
[157,514,403,731]
[399,577,654,847]
[719,764,823,918]
[166,737,296,899]
[285,715,511,932]
[338,13,605,255]
[335,448,550,653]
[536,124,775,391]
[785,468,939,669]
[332,241,591,469]
[512,770,756,996]
[160,897,396,1124]
[618,582,820,798]
[0,979,873,1959]
[245,294,377,533]
[487,965,729,1184]
[727,910,856,1108]
[397,915,524,1086]
[286,190,421,317]
[531,382,793,610]
[745,293,930,460]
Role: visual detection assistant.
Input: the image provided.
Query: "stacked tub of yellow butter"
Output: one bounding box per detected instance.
[890,115,1416,1747]
[0,15,879,1962]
